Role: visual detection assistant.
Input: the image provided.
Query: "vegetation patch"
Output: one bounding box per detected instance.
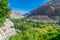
[9,18,60,40]
[0,0,11,26]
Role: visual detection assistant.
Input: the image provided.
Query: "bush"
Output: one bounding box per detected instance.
[9,25,60,40]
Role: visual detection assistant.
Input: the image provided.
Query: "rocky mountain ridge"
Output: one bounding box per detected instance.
[25,0,60,20]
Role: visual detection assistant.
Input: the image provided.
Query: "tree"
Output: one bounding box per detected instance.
[0,0,11,26]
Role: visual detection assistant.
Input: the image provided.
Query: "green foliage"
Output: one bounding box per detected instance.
[9,18,60,40]
[0,18,6,26]
[11,18,59,31]
[0,0,11,26]
[11,18,52,31]
[9,24,60,40]
[56,20,60,26]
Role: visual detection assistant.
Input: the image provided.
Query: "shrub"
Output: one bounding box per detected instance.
[9,24,60,40]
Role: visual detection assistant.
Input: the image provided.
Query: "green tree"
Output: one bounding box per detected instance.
[0,0,11,26]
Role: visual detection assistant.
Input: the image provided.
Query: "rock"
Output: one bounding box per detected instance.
[4,19,14,27]
[0,34,3,40]
[0,19,17,40]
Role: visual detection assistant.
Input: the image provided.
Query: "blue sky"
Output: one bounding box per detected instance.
[8,0,49,14]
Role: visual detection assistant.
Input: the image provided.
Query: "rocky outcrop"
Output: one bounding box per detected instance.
[0,19,16,40]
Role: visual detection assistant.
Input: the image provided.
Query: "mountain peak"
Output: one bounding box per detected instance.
[25,0,60,20]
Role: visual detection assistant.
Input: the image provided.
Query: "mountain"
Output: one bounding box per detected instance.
[25,0,60,20]
[10,12,24,19]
